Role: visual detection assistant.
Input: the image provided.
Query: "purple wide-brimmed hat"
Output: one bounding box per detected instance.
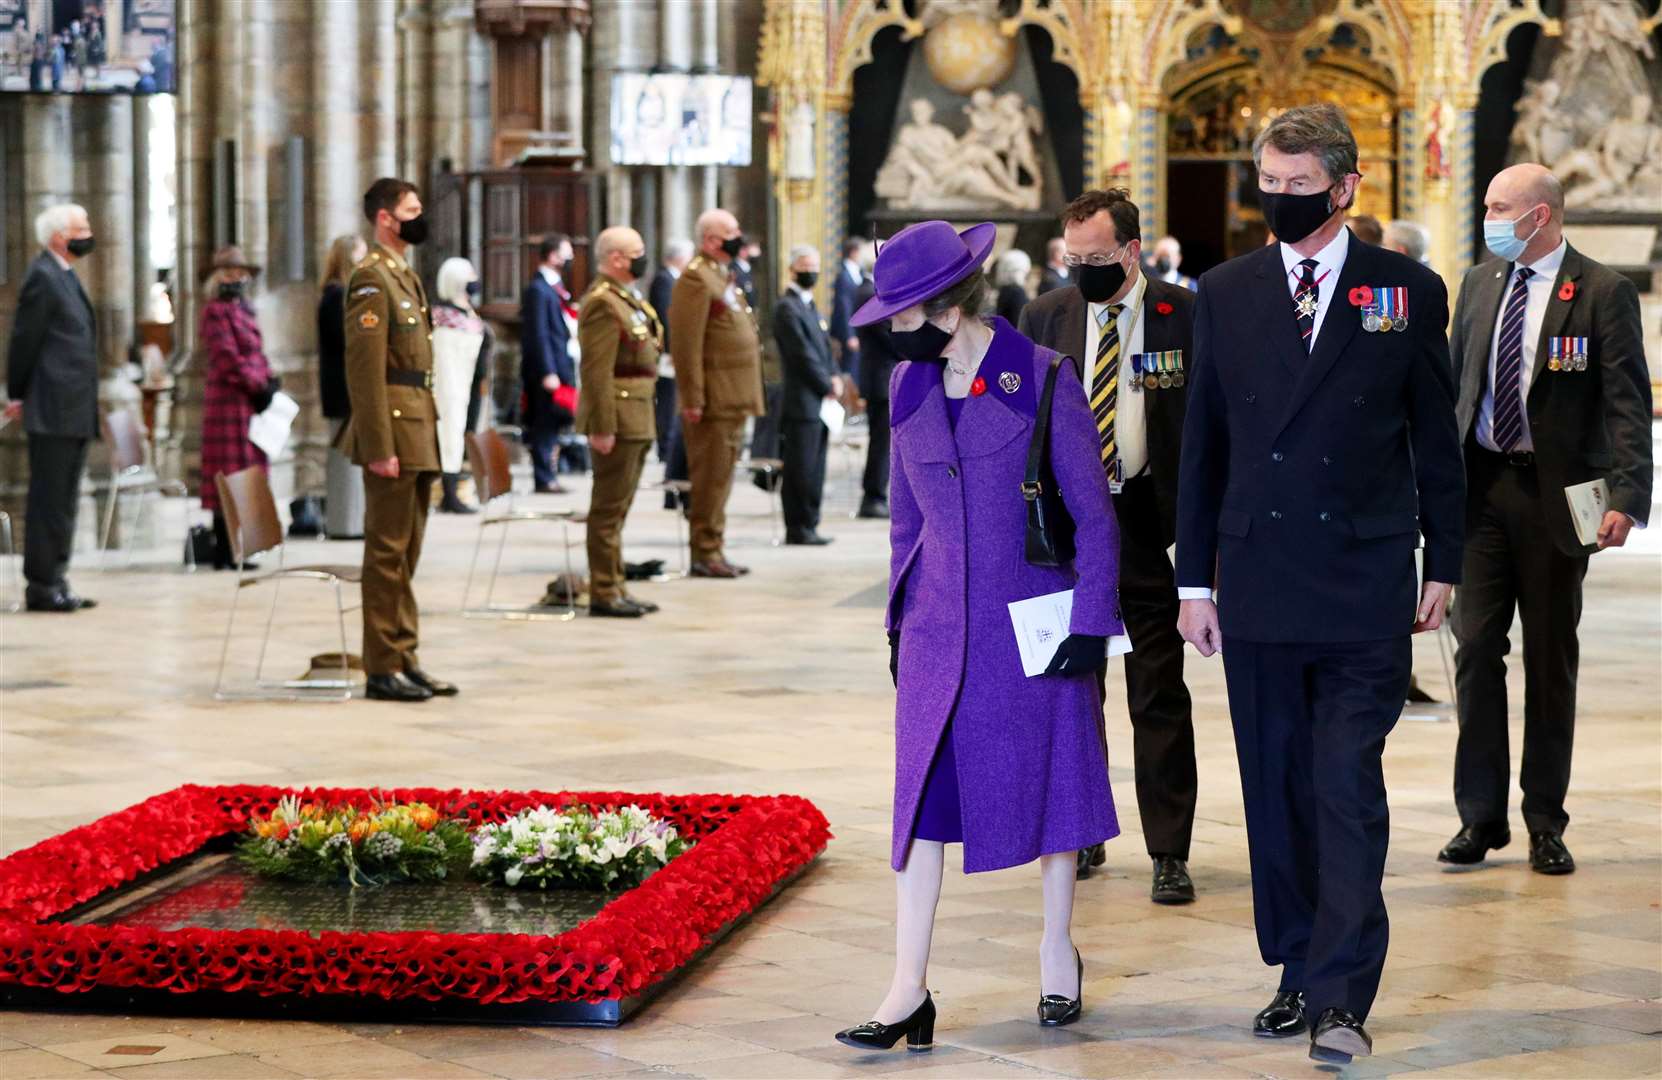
[850,219,997,327]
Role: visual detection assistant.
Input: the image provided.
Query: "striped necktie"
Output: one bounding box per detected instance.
[1091,303,1125,485]
[1491,266,1534,452]
[1294,258,1319,352]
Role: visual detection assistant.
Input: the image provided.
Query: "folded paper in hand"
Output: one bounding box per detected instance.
[819,396,845,443]
[249,391,299,460]
[1008,589,1132,677]
[1564,478,1609,546]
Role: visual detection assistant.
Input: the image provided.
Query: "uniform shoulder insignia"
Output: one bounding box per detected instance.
[352,284,380,297]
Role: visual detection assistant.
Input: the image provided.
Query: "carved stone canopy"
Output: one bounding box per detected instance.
[475,0,591,37]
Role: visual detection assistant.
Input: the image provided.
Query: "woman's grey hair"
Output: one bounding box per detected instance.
[922,269,991,320]
[1252,104,1359,185]
[994,248,1031,288]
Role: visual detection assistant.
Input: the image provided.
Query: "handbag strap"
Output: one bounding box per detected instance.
[1023,354,1076,501]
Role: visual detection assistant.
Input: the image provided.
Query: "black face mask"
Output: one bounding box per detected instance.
[1259,185,1344,246]
[66,236,96,257]
[629,254,651,279]
[218,281,245,301]
[465,280,482,301]
[397,213,429,246]
[1152,256,1172,275]
[1076,260,1128,304]
[889,317,955,361]
[794,270,819,290]
[720,235,744,259]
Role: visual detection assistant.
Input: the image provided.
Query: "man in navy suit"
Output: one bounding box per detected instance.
[520,234,577,493]
[773,245,843,546]
[830,236,868,383]
[1176,104,1464,1065]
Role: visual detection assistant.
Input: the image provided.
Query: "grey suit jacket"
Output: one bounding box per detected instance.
[5,251,100,439]
[1451,243,1653,554]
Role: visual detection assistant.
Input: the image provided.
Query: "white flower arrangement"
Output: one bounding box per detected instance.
[470,804,689,891]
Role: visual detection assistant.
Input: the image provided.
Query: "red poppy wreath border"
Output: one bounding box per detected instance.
[0,785,831,1005]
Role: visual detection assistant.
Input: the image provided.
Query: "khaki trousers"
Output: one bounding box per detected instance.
[682,417,744,563]
[361,469,436,675]
[586,438,651,603]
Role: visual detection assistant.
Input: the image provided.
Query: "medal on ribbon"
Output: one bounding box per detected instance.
[1129,354,1143,392]
[1548,337,1562,372]
[1172,350,1186,388]
[1390,287,1408,332]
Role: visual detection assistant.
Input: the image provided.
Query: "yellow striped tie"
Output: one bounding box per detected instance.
[1091,304,1124,484]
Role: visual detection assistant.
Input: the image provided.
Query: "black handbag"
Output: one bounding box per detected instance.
[184,523,217,567]
[1023,354,1079,567]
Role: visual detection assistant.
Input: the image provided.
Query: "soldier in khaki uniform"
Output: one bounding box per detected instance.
[577,226,661,617]
[341,178,457,702]
[667,208,765,578]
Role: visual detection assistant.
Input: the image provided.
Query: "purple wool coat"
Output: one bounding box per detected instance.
[887,318,1124,873]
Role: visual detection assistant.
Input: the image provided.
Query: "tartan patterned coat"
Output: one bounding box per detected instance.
[198,298,271,510]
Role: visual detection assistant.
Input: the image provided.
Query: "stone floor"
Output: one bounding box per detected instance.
[1,458,1659,1080]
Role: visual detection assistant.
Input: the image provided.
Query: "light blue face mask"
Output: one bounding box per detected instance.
[1483,206,1543,263]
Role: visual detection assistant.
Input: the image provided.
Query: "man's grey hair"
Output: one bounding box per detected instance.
[35,203,87,248]
[788,244,818,265]
[1384,220,1431,263]
[1252,104,1359,185]
[664,238,694,263]
[994,247,1031,287]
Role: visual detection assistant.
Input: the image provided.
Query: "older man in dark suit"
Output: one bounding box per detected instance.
[854,271,898,520]
[520,234,577,493]
[773,245,842,546]
[1439,163,1653,877]
[1020,188,1199,906]
[1178,104,1464,1063]
[6,204,101,613]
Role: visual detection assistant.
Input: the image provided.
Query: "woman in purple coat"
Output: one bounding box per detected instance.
[835,221,1123,1052]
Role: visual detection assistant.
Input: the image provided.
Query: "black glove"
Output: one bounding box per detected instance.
[250,375,280,414]
[888,630,900,688]
[1044,634,1107,677]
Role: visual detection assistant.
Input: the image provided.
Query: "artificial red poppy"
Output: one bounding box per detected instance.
[970,377,987,396]
[1154,301,1174,315]
[1348,286,1374,307]
[1558,280,1576,301]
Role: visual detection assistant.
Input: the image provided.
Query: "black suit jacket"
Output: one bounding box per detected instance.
[648,268,677,356]
[520,274,574,387]
[1451,244,1653,554]
[1037,266,1071,296]
[773,290,838,422]
[1176,235,1465,643]
[6,252,99,438]
[855,279,899,403]
[1019,275,1194,544]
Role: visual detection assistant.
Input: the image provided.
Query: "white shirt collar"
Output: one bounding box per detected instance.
[48,248,73,272]
[539,265,562,288]
[667,265,682,279]
[1280,224,1351,279]
[843,260,863,285]
[1518,238,1568,279]
[789,283,815,303]
[1088,271,1146,323]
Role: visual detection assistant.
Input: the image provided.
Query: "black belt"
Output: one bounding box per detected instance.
[386,370,433,389]
[1475,445,1534,467]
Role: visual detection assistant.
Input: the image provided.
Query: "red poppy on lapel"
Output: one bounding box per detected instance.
[1348,286,1373,307]
[1558,280,1576,302]
[970,377,987,397]
[1154,301,1174,315]
[708,299,727,319]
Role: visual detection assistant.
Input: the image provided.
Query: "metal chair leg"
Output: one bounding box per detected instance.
[560,521,577,621]
[98,483,121,567]
[334,577,353,699]
[462,509,488,611]
[214,567,244,699]
[485,517,511,610]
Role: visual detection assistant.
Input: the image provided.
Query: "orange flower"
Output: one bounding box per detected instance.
[274,822,290,841]
[348,820,370,843]
[411,805,438,831]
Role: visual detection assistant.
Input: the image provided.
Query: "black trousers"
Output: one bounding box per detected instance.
[781,419,828,536]
[23,434,89,597]
[1223,634,1410,1023]
[653,376,678,463]
[862,397,890,503]
[1453,449,1588,836]
[1095,475,1196,859]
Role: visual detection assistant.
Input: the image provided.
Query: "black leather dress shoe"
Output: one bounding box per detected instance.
[1253,990,1307,1038]
[1529,831,1575,875]
[1151,855,1196,904]
[1309,1007,1371,1064]
[835,992,934,1052]
[857,498,890,519]
[404,668,458,696]
[1037,949,1083,1026]
[25,591,80,613]
[785,531,834,546]
[590,598,645,618]
[1075,842,1107,879]
[365,673,432,702]
[1438,822,1510,865]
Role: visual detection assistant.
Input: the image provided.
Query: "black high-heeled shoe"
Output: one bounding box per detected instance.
[835,991,935,1052]
[1038,949,1084,1026]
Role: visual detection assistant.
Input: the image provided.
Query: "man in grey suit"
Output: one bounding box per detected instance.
[1439,163,1653,875]
[5,204,101,613]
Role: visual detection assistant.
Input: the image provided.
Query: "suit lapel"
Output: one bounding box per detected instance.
[1254,245,1306,375]
[1464,261,1509,407]
[1141,279,1174,353]
[1529,245,1581,390]
[893,362,957,464]
[1276,240,1368,437]
[1056,288,1087,368]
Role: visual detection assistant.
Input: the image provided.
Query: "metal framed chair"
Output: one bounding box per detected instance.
[744,457,785,546]
[462,429,584,621]
[213,467,360,701]
[98,409,194,569]
[651,479,692,579]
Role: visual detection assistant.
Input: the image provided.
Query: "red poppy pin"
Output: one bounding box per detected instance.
[1558,280,1576,302]
[708,299,727,319]
[1155,301,1174,315]
[1348,286,1374,307]
[970,377,987,397]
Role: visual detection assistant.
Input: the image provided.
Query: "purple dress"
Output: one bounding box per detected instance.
[888,319,1124,873]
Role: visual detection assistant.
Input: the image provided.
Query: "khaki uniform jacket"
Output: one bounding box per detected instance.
[667,253,765,418]
[576,275,661,441]
[340,244,440,471]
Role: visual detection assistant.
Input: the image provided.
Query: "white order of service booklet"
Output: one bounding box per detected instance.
[248,391,300,461]
[1009,589,1133,677]
[1564,478,1610,546]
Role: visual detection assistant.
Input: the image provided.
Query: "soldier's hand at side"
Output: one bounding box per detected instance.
[1596,510,1634,549]
[590,434,616,456]
[681,407,703,425]
[542,374,561,392]
[1178,598,1222,657]
[367,456,400,479]
[1413,581,1453,633]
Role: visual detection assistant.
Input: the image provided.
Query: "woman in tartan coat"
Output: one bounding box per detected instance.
[198,245,276,568]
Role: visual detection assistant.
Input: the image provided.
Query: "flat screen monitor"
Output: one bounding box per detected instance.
[611,72,752,167]
[1,0,175,95]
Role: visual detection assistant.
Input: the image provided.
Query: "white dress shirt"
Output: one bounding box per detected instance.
[1475,239,1567,453]
[48,248,73,272]
[1081,272,1149,486]
[842,260,863,287]
[538,265,562,291]
[1279,225,1351,347]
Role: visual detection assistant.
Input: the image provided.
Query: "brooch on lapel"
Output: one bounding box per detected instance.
[998,371,1021,394]
[1558,280,1577,302]
[1547,336,1588,372]
[970,377,987,397]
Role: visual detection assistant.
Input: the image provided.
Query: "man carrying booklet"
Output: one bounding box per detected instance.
[1440,163,1653,876]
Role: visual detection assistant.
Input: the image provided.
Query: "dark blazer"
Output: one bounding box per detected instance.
[520,273,575,388]
[1176,235,1465,643]
[1019,275,1194,544]
[1451,244,1653,554]
[830,264,861,348]
[1037,265,1071,296]
[647,267,677,356]
[995,283,1030,327]
[773,290,838,422]
[855,279,899,403]
[6,252,99,439]
[317,283,350,419]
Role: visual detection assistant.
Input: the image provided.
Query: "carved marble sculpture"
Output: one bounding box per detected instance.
[874,93,1044,212]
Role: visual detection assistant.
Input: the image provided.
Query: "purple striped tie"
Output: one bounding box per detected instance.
[1491,267,1533,452]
